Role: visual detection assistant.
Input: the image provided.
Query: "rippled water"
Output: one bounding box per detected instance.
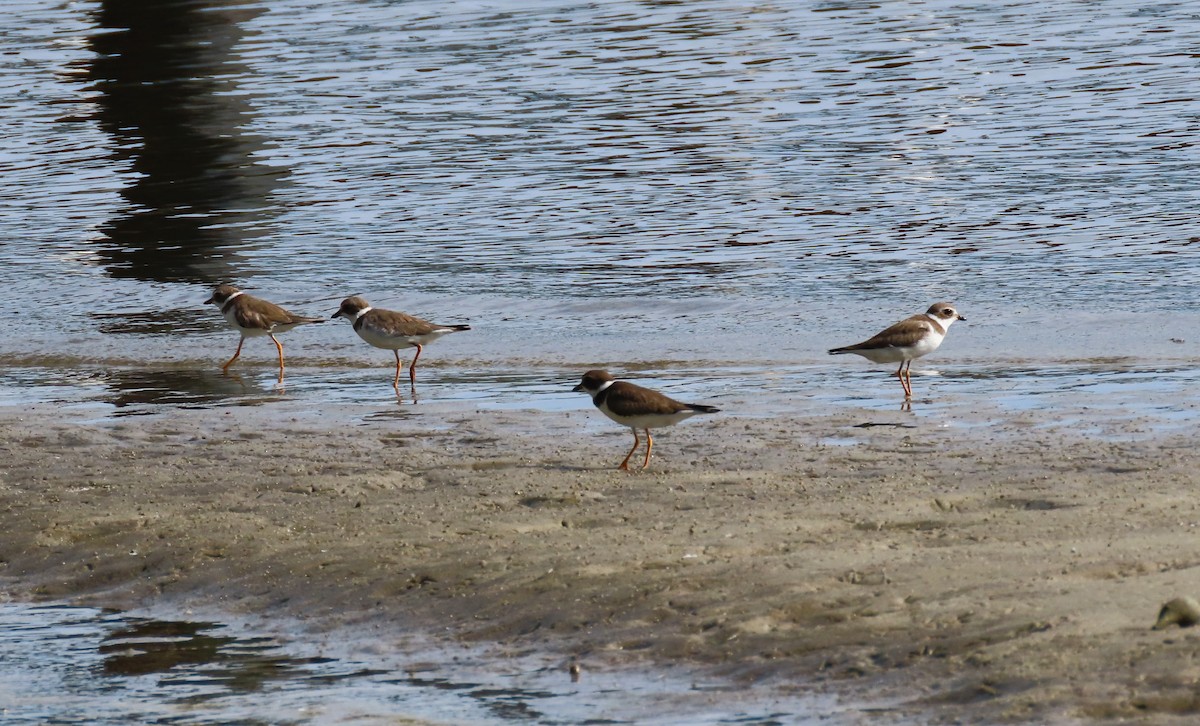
[0,602,832,725]
[2,0,1199,425]
[3,3,1200,718]
[4,0,1200,377]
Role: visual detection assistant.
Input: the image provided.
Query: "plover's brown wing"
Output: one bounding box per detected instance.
[232,295,318,330]
[603,381,694,417]
[834,315,936,352]
[230,296,282,330]
[360,309,442,337]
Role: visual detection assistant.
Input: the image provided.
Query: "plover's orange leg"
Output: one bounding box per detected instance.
[409,344,423,386]
[392,350,403,388]
[902,360,914,399]
[894,362,910,398]
[269,333,285,380]
[641,430,654,470]
[222,338,245,372]
[618,429,640,471]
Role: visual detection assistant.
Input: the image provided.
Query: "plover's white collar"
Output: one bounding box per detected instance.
[921,312,946,333]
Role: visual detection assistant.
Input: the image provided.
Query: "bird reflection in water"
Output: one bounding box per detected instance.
[99,617,325,692]
[104,367,279,412]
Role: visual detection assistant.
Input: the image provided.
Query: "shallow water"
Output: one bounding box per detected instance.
[3,358,1200,438]
[0,602,835,725]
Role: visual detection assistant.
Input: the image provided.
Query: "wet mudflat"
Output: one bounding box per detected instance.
[2,401,1200,722]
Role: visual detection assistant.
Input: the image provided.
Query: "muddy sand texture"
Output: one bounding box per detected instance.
[2,405,1199,723]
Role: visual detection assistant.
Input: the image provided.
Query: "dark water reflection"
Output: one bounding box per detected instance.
[79,0,285,283]
[101,619,239,678]
[104,367,275,410]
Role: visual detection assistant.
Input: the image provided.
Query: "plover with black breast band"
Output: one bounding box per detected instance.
[332,296,470,389]
[205,284,323,380]
[572,369,720,471]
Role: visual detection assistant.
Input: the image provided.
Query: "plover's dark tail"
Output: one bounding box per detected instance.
[449,324,471,331]
[686,404,720,414]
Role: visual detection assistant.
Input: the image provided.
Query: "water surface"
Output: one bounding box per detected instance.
[0,602,835,725]
[3,0,1199,387]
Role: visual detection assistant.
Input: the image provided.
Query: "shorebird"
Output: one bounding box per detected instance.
[332,296,470,388]
[572,369,720,471]
[828,302,964,399]
[205,284,322,380]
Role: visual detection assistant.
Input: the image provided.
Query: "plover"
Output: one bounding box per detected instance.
[828,302,964,399]
[332,296,470,388]
[205,284,322,380]
[572,369,720,471]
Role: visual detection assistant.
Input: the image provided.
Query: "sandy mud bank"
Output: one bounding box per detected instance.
[1,404,1198,722]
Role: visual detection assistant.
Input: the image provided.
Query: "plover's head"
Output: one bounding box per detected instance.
[205,284,241,306]
[925,302,964,327]
[332,296,371,321]
[572,369,615,394]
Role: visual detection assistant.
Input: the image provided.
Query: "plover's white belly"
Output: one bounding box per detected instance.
[599,406,696,430]
[854,334,943,364]
[356,325,451,350]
